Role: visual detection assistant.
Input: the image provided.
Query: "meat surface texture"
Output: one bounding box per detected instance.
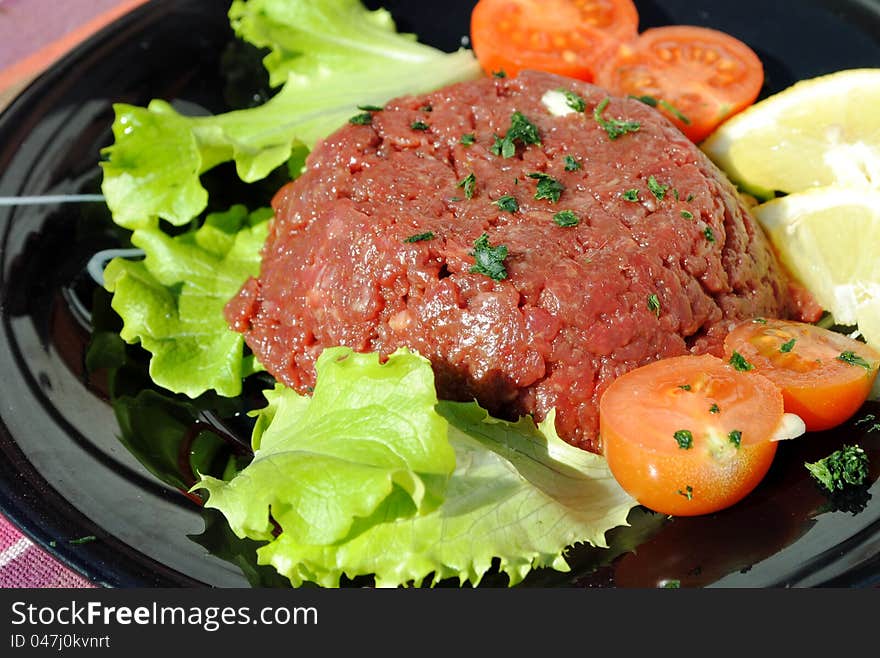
[226,70,802,453]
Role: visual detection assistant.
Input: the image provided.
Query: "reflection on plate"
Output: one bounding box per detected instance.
[1,0,879,588]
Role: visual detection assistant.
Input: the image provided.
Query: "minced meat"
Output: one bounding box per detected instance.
[225,70,813,453]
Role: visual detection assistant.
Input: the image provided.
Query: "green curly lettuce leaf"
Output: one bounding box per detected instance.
[100,0,481,229]
[228,0,475,88]
[102,205,269,397]
[194,347,457,547]
[194,348,638,588]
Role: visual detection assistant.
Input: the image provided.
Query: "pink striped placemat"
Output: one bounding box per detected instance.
[0,0,149,589]
[0,515,93,588]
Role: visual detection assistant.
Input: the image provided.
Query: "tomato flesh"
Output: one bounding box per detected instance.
[723,319,880,432]
[470,0,639,81]
[600,354,782,516]
[595,25,764,142]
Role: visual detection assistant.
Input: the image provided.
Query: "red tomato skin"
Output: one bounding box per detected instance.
[594,25,764,142]
[470,0,640,81]
[602,428,778,516]
[599,354,783,516]
[723,319,880,432]
[774,368,879,433]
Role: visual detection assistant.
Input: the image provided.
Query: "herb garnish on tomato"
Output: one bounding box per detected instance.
[595,25,764,142]
[600,354,788,516]
[838,351,873,369]
[724,319,880,432]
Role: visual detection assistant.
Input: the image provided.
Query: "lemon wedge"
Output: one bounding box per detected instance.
[752,186,880,347]
[702,69,880,196]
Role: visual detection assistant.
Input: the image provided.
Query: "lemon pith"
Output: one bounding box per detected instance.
[752,186,880,346]
[702,68,880,196]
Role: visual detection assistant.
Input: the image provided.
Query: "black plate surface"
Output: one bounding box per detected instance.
[1,0,880,588]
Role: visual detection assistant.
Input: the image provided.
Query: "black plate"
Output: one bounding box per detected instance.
[1,0,880,588]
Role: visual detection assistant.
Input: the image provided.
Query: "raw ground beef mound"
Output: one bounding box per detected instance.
[226,70,811,453]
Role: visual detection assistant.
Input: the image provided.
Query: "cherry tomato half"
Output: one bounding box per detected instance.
[470,0,640,81]
[723,319,880,432]
[599,354,783,516]
[594,25,764,142]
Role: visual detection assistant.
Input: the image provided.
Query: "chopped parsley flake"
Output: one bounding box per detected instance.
[411,120,430,131]
[631,94,691,124]
[493,195,519,213]
[630,94,658,107]
[647,175,669,201]
[709,403,720,414]
[805,444,869,492]
[622,189,640,202]
[647,293,661,317]
[679,384,692,391]
[348,112,373,125]
[420,104,433,112]
[564,155,581,171]
[673,188,680,201]
[457,173,476,199]
[681,210,694,220]
[491,111,541,158]
[492,69,507,78]
[469,233,509,281]
[508,110,542,144]
[658,99,690,124]
[68,535,97,545]
[460,133,476,146]
[728,429,742,449]
[553,210,580,227]
[357,104,383,112]
[661,579,682,588]
[855,414,880,432]
[404,231,435,243]
[704,226,716,242]
[678,485,694,500]
[593,97,641,140]
[528,172,564,203]
[838,351,872,369]
[753,317,768,324]
[674,430,694,449]
[491,135,509,157]
[780,338,797,353]
[559,88,587,113]
[686,193,695,202]
[729,351,754,372]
